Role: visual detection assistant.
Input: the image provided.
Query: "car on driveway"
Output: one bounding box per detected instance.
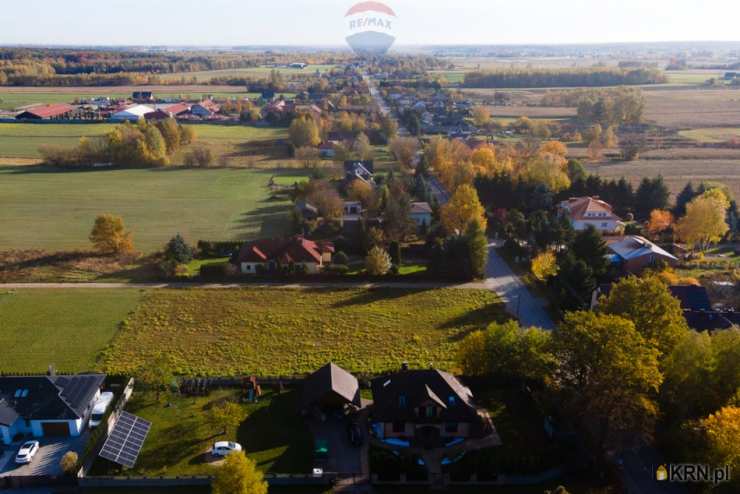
[15,441,40,464]
[90,391,115,428]
[211,441,242,457]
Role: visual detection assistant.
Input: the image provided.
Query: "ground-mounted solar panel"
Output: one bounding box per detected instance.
[98,411,151,468]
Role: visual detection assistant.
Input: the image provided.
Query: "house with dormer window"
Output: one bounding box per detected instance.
[0,374,105,444]
[369,366,486,448]
[558,196,623,234]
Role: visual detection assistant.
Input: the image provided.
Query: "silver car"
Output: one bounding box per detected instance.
[15,440,40,464]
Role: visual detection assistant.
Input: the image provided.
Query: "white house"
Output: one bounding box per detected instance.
[0,374,105,444]
[109,104,154,122]
[558,196,623,234]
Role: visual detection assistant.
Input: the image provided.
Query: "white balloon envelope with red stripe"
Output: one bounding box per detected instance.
[345,1,397,56]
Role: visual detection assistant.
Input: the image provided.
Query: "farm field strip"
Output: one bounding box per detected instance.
[100,288,506,377]
[0,122,287,158]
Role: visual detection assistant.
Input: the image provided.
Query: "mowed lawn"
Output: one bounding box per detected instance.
[111,388,313,476]
[0,289,142,373]
[0,122,287,159]
[101,288,507,376]
[0,167,292,252]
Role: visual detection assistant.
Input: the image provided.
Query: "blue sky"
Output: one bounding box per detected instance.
[2,0,738,46]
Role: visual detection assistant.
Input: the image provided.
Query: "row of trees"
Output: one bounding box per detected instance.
[457,276,740,481]
[40,120,196,168]
[423,137,572,196]
[463,68,666,89]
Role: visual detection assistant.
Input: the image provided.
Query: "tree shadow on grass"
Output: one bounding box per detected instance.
[438,301,510,341]
[329,287,434,308]
[137,420,207,472]
[237,390,313,474]
[231,205,292,240]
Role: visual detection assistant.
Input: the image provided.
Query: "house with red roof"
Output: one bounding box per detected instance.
[16,103,75,120]
[235,236,334,274]
[558,196,624,234]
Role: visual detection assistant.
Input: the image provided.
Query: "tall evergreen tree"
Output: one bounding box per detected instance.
[674,182,696,217]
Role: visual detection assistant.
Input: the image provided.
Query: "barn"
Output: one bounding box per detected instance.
[15,103,75,120]
[110,104,155,122]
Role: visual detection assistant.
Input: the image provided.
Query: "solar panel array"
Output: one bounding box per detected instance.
[98,411,151,468]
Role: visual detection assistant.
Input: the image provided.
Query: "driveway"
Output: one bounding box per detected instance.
[484,242,555,330]
[309,415,363,475]
[0,435,87,477]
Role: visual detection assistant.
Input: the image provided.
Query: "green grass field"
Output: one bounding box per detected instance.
[0,167,292,252]
[679,127,740,143]
[115,388,312,476]
[101,288,506,376]
[0,122,287,159]
[0,289,142,373]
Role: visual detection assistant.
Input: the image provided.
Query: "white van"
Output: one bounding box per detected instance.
[89,392,115,428]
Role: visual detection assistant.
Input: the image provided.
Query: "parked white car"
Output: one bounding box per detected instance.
[89,391,115,428]
[15,440,40,464]
[212,441,242,457]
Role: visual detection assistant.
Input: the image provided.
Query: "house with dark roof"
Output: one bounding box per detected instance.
[370,367,485,448]
[558,196,623,234]
[301,363,361,415]
[190,100,221,118]
[234,236,334,274]
[344,160,375,187]
[0,374,105,444]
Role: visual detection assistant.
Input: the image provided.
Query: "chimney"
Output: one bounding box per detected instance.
[47,364,56,377]
[401,362,409,372]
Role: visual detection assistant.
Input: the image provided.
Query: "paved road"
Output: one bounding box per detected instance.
[484,242,555,330]
[0,281,487,290]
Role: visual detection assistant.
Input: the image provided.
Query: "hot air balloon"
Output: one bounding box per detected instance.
[345,1,397,56]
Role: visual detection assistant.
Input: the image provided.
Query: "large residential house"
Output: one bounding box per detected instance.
[370,367,486,448]
[235,236,334,274]
[606,235,678,273]
[0,374,105,445]
[558,196,623,234]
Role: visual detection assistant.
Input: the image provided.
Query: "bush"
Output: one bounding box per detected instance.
[60,451,79,474]
[333,251,350,265]
[184,146,214,167]
[197,241,242,258]
[200,262,232,279]
[326,264,349,275]
[366,247,392,276]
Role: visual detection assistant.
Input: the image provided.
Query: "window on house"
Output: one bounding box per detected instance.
[398,394,407,408]
[425,406,436,418]
[447,395,456,406]
[445,422,458,433]
[392,421,405,433]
